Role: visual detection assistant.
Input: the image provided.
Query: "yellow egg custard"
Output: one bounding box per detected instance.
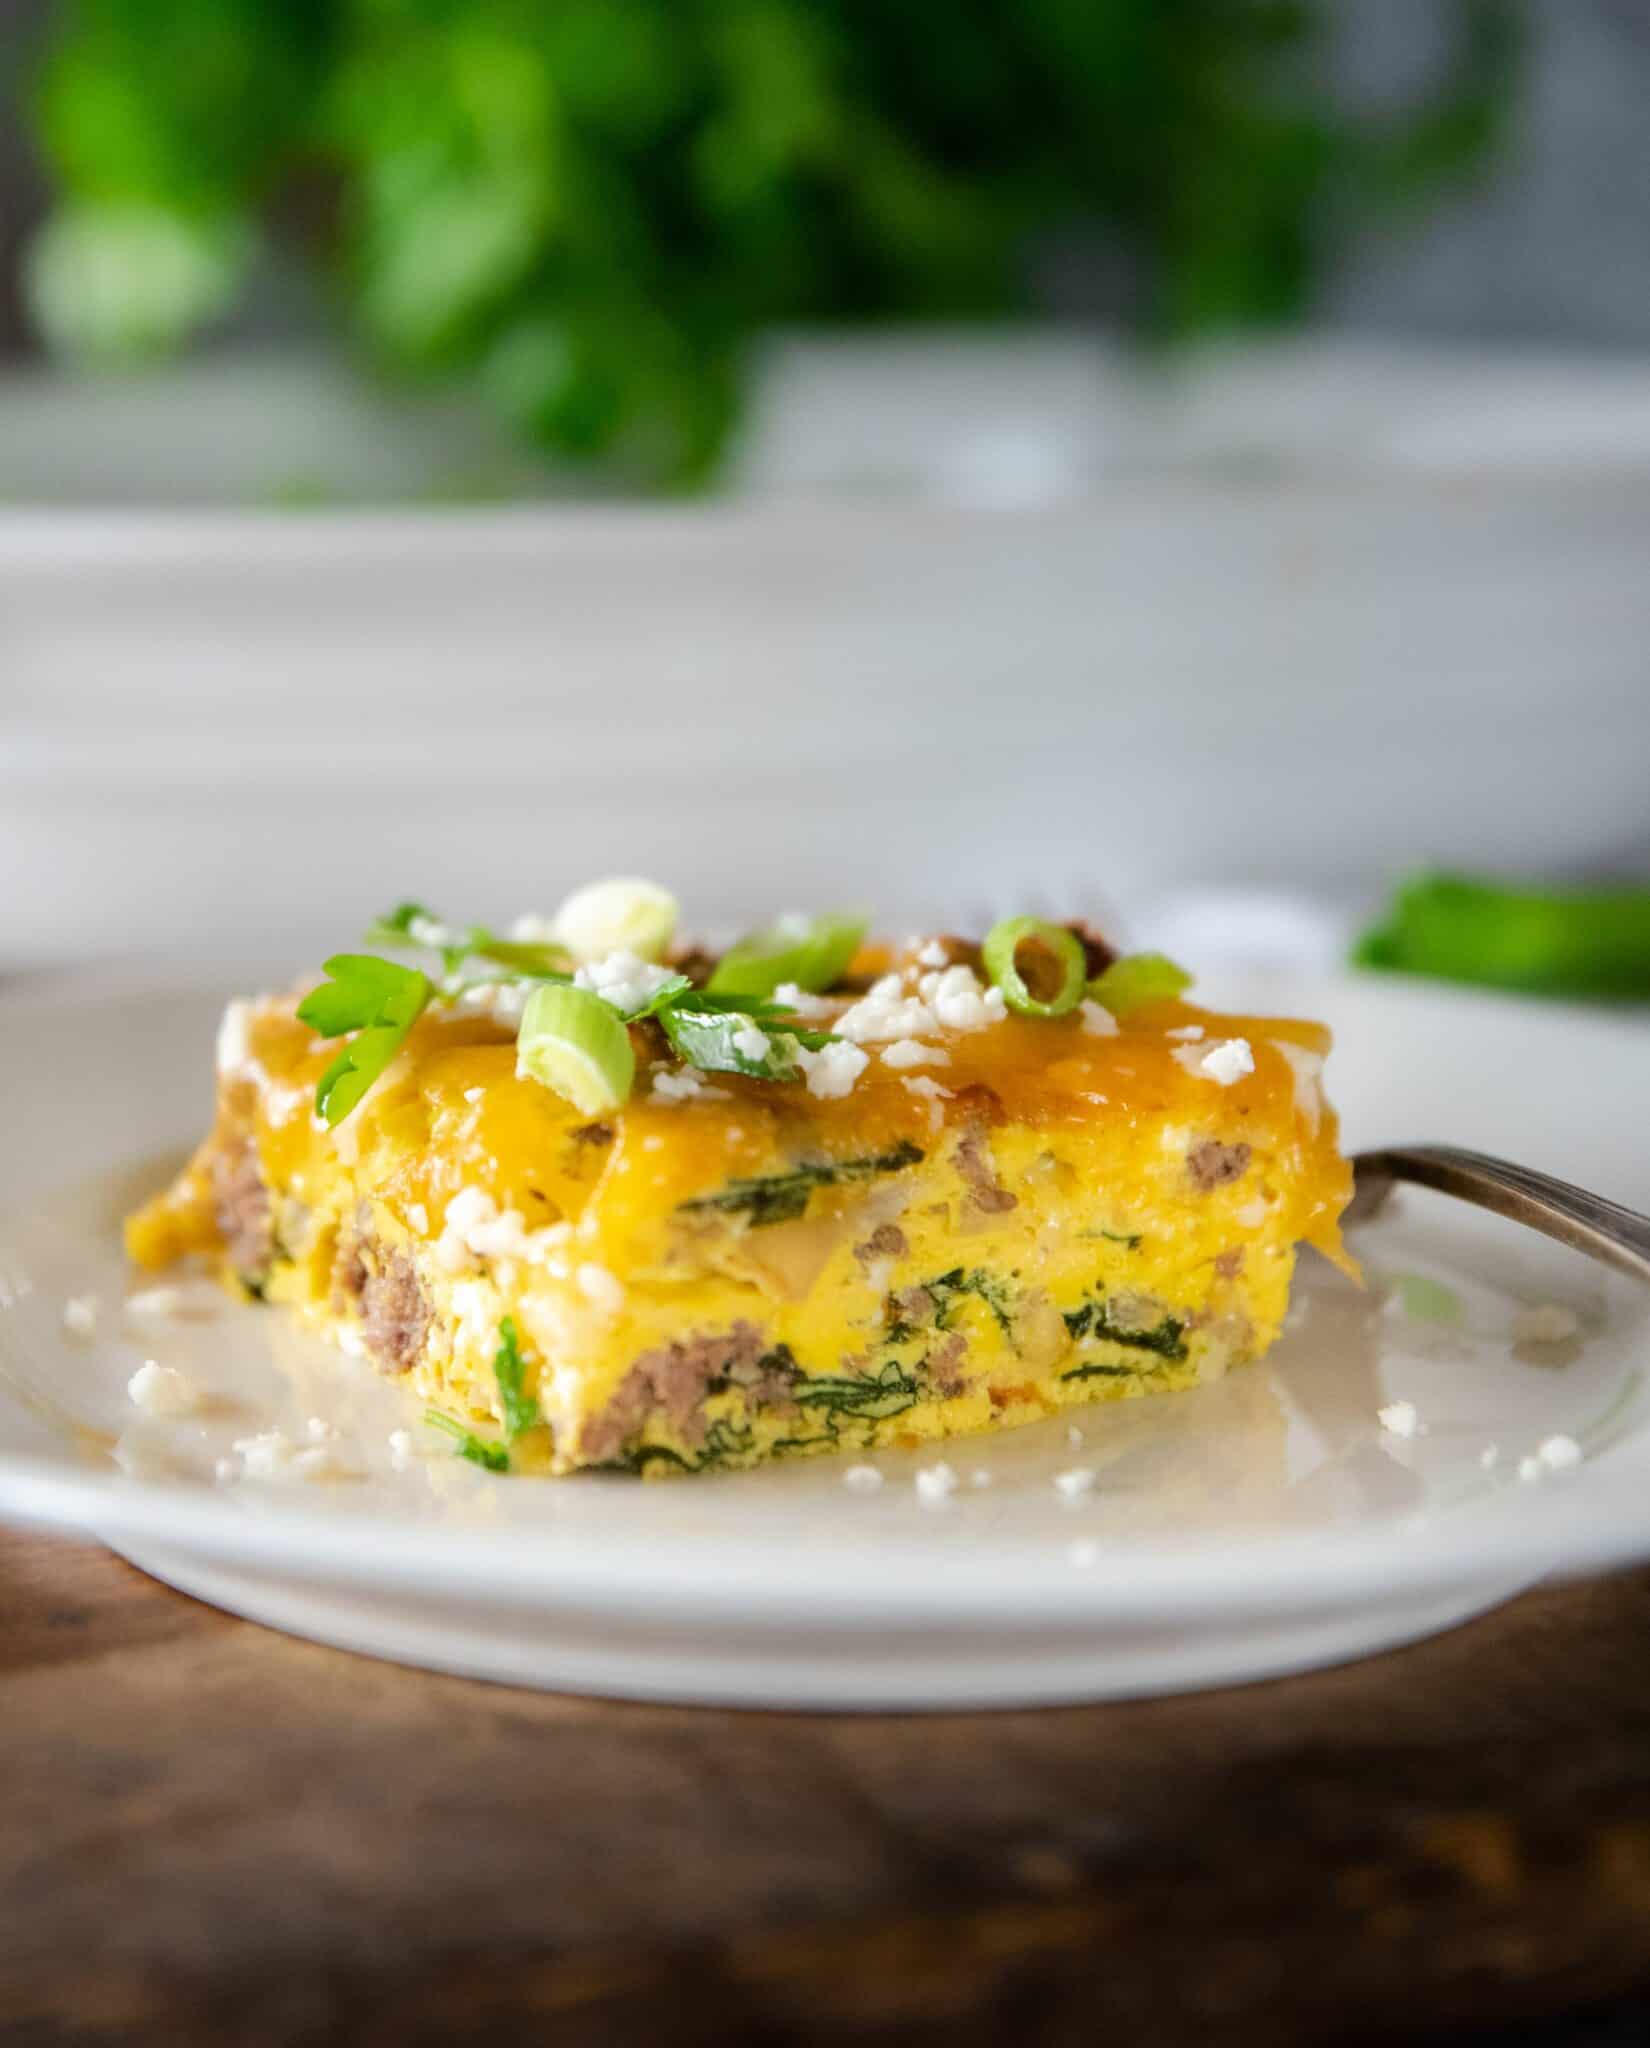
[127,888,1353,1476]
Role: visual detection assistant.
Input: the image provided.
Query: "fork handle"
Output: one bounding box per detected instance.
[1352,1145,1650,1288]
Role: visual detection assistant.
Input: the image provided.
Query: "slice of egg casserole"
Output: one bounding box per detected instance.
[126,886,1354,1477]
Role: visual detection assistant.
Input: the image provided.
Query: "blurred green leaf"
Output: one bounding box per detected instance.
[25,0,1521,483]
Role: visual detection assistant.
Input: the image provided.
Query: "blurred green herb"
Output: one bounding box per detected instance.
[1355,871,1650,1000]
[27,1,1518,485]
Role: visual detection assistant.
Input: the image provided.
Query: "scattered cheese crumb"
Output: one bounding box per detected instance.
[1185,1037,1254,1087]
[881,1038,950,1069]
[61,1295,98,1338]
[1378,1399,1422,1439]
[923,964,1008,1032]
[124,1285,184,1320]
[1165,1024,1204,1042]
[574,949,682,1018]
[405,1202,429,1236]
[915,939,949,968]
[1068,1539,1100,1568]
[901,1075,952,1102]
[796,1040,869,1100]
[1513,1303,1581,1345]
[127,1361,202,1416]
[652,1066,731,1104]
[1053,1467,1096,1502]
[1078,1000,1119,1038]
[1480,1444,1500,1471]
[730,1020,771,1064]
[842,1464,883,1494]
[772,981,839,1022]
[835,975,938,1044]
[463,1086,485,1104]
[915,1461,959,1505]
[435,1187,571,1272]
[576,1262,626,1314]
[1536,1433,1583,1473]
[230,1430,292,1478]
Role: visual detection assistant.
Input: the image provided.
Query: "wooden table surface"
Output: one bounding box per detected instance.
[5,1529,1650,2048]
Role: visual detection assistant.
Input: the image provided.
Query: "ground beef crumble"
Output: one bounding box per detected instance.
[1188,1140,1252,1191]
[211,1139,274,1282]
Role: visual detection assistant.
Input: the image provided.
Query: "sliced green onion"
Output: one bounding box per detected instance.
[982,917,1086,1018]
[1354,871,1650,998]
[660,1005,802,1080]
[707,911,867,998]
[515,983,635,1114]
[551,877,678,963]
[1087,951,1194,1018]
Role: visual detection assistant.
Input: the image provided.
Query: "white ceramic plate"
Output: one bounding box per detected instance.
[2,968,1648,1709]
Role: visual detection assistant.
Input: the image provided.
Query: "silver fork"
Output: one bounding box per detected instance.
[1352,1145,1650,1286]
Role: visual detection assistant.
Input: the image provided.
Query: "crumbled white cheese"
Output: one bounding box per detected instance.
[901,1076,952,1103]
[216,998,255,1076]
[61,1295,98,1338]
[772,981,839,1022]
[125,1285,185,1320]
[435,1187,570,1272]
[405,1202,429,1236]
[881,1038,950,1069]
[1480,1444,1501,1471]
[463,1086,485,1105]
[574,949,682,1018]
[730,1020,771,1064]
[842,1464,883,1494]
[920,964,1008,1032]
[127,1361,202,1416]
[1165,1024,1204,1042]
[576,1262,626,1315]
[1054,1467,1096,1502]
[1536,1433,1583,1473]
[1068,1538,1100,1568]
[915,939,950,968]
[1271,1040,1326,1133]
[1078,1000,1119,1038]
[1175,1037,1255,1087]
[230,1429,293,1478]
[1513,1303,1581,1345]
[915,1461,959,1505]
[1378,1399,1422,1439]
[651,1066,731,1104]
[796,1040,869,1100]
[835,974,938,1044]
[1234,1195,1267,1229]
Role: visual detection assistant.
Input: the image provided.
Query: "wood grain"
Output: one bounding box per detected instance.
[4,1528,1650,2046]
